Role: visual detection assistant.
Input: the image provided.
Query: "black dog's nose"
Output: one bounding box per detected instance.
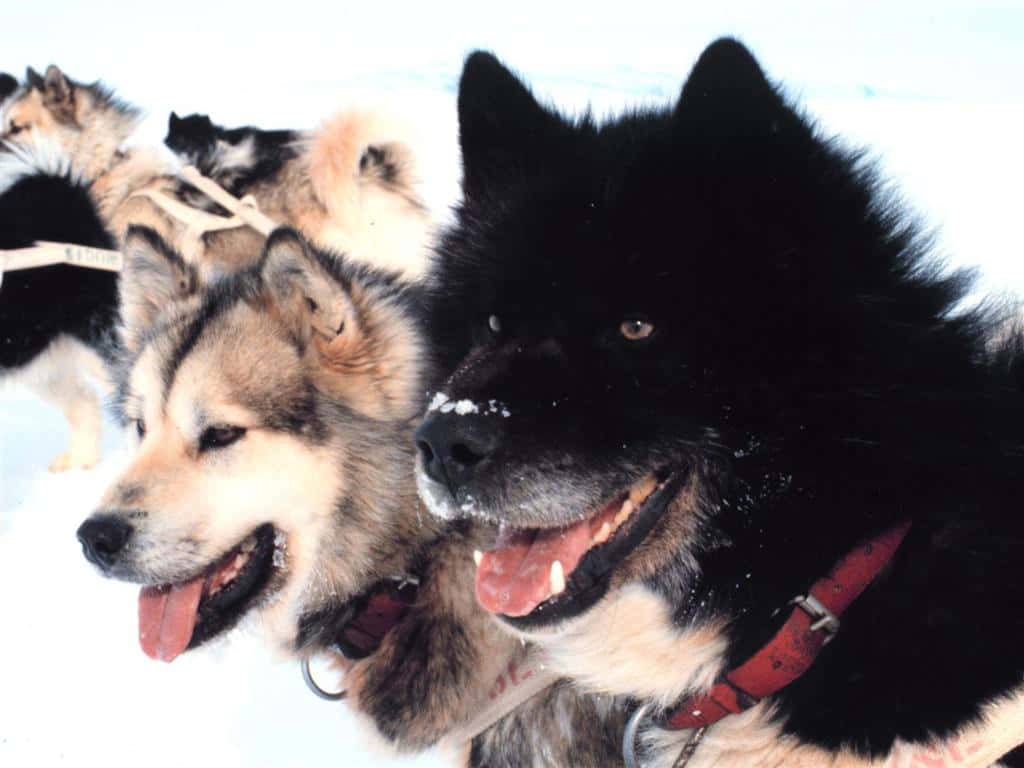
[76,516,133,571]
[415,412,501,494]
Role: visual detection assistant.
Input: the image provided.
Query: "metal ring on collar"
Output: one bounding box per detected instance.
[623,702,652,768]
[301,656,348,701]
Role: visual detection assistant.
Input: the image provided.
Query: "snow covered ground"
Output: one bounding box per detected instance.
[2,2,1023,767]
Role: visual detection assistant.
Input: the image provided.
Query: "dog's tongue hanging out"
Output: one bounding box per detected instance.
[475,491,639,616]
[138,580,204,662]
[137,537,257,661]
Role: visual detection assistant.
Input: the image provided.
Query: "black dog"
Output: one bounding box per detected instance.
[0,72,17,104]
[416,39,1024,764]
[164,111,299,202]
[1,136,118,470]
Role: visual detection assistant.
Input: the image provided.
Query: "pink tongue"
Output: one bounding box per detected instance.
[475,520,593,617]
[138,578,204,662]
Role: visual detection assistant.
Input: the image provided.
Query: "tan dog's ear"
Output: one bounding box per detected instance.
[260,228,360,346]
[25,67,45,90]
[119,226,198,355]
[41,64,75,123]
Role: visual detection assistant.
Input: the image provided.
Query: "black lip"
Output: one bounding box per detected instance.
[498,470,687,630]
[186,523,277,650]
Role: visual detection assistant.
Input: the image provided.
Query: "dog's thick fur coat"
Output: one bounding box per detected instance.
[78,226,623,765]
[416,41,1024,765]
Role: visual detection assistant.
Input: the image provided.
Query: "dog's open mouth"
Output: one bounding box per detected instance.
[475,471,682,624]
[138,524,281,662]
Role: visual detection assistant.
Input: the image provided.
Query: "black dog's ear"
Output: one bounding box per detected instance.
[260,228,360,345]
[0,73,16,103]
[25,66,45,90]
[674,38,790,138]
[169,111,181,127]
[457,51,553,198]
[119,227,198,354]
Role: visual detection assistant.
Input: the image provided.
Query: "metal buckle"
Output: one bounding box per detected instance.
[790,594,840,641]
[301,656,348,701]
[623,703,707,768]
[392,573,420,590]
[623,703,652,768]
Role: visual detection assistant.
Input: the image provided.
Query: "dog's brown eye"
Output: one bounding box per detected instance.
[620,319,654,341]
[199,425,247,453]
[135,419,146,440]
[7,122,24,136]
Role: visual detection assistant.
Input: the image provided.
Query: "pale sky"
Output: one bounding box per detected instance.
[3,1,1021,296]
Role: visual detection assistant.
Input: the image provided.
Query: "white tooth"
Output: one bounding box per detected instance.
[614,499,634,526]
[473,550,483,566]
[630,476,658,505]
[593,521,612,545]
[550,560,566,596]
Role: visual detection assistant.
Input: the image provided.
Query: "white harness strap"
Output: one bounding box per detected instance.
[0,242,122,289]
[131,164,278,262]
[0,166,278,289]
[876,691,1024,768]
[439,652,560,751]
[178,165,276,235]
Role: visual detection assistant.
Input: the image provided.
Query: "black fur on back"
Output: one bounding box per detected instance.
[426,40,1024,756]
[0,72,17,104]
[164,111,299,200]
[0,171,117,369]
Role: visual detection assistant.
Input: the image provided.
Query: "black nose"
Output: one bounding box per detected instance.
[76,516,133,571]
[415,412,501,495]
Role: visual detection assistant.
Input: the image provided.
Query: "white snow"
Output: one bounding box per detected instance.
[427,392,450,413]
[1,2,1023,766]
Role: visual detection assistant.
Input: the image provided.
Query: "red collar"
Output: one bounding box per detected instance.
[663,521,912,730]
[334,575,420,659]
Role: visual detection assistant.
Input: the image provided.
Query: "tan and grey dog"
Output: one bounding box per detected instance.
[76,226,626,766]
[1,65,436,470]
[2,64,437,278]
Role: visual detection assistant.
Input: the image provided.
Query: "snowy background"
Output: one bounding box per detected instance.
[2,1,1023,766]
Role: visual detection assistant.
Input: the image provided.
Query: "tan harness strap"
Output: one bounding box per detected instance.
[131,165,278,261]
[0,242,123,289]
[0,166,277,289]
[131,188,243,261]
[178,165,277,235]
[439,653,560,751]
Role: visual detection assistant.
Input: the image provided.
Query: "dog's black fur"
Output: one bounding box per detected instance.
[0,171,117,369]
[164,111,299,200]
[0,72,17,104]
[417,40,1024,758]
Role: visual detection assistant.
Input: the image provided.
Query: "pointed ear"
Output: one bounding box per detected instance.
[259,228,360,345]
[119,226,198,354]
[25,67,44,90]
[43,65,71,100]
[40,64,76,123]
[169,111,181,127]
[675,38,790,138]
[457,51,554,198]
